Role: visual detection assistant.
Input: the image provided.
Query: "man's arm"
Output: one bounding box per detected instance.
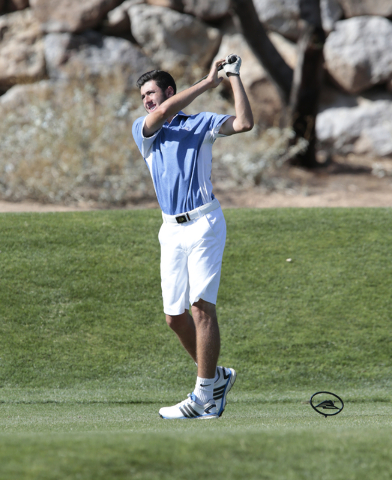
[143,60,225,137]
[219,74,254,136]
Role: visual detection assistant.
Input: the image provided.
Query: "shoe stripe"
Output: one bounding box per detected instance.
[213,385,226,394]
[181,406,193,418]
[180,406,197,418]
[179,406,190,418]
[187,404,200,417]
[213,391,225,398]
[183,404,198,418]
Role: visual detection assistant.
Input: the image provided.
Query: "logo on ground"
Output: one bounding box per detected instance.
[310,391,344,418]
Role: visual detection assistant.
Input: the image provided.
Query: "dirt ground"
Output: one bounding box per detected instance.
[1,155,391,212]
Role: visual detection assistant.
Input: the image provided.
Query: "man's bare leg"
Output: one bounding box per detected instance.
[165,300,220,377]
[191,299,220,379]
[165,309,197,363]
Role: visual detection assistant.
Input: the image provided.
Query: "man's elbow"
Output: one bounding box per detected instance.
[240,119,254,132]
[155,104,171,122]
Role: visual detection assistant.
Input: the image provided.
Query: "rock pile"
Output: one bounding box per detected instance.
[0,0,391,204]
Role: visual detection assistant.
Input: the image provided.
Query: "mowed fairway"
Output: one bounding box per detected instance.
[1,208,392,479]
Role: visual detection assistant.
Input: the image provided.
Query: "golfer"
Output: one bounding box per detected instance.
[132,55,253,419]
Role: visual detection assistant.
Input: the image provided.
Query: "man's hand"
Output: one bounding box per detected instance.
[223,54,242,77]
[205,59,225,89]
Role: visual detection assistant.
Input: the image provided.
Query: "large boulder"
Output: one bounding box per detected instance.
[253,0,300,40]
[0,9,46,89]
[324,16,392,94]
[253,0,342,40]
[128,4,221,74]
[337,0,392,18]
[0,80,53,111]
[317,96,392,156]
[182,0,231,21]
[30,0,121,33]
[44,31,156,90]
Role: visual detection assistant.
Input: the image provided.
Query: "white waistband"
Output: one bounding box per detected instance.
[162,199,220,224]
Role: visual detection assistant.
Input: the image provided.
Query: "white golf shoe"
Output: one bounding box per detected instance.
[159,392,218,420]
[213,366,237,417]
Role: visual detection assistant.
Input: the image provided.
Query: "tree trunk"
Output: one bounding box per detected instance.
[287,0,325,168]
[232,0,325,169]
[231,0,293,105]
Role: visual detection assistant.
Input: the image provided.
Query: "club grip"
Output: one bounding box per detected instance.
[217,54,238,71]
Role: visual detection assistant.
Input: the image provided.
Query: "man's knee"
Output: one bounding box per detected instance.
[165,311,189,332]
[191,299,217,323]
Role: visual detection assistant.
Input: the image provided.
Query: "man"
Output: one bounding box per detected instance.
[132,55,253,419]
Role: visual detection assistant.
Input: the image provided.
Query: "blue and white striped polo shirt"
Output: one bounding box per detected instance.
[132,111,230,215]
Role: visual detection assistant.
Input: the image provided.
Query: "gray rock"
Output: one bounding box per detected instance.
[324,16,392,93]
[0,80,53,111]
[252,0,345,39]
[183,0,231,21]
[337,0,392,18]
[0,9,46,89]
[355,124,392,157]
[44,31,156,90]
[30,0,121,33]
[253,0,300,40]
[316,97,392,156]
[128,4,221,73]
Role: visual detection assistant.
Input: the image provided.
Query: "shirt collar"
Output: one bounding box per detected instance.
[166,110,189,125]
[175,110,190,118]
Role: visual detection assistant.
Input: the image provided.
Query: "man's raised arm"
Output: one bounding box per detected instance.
[143,60,226,137]
[218,57,254,136]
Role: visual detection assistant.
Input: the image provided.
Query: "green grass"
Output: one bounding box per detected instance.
[2,400,392,479]
[1,208,392,479]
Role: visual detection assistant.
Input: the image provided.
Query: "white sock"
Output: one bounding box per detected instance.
[194,376,214,405]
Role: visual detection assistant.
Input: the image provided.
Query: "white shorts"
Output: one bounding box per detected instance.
[158,206,226,316]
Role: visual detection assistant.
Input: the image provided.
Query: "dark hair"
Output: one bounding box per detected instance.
[136,70,177,95]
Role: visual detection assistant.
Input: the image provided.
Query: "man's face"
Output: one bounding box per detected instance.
[140,80,171,114]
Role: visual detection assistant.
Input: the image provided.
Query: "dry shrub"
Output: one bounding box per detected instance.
[0,77,155,206]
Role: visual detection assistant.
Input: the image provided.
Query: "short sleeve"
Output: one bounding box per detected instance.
[210,114,232,142]
[132,116,161,158]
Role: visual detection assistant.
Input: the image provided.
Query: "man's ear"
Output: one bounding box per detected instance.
[165,86,175,98]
